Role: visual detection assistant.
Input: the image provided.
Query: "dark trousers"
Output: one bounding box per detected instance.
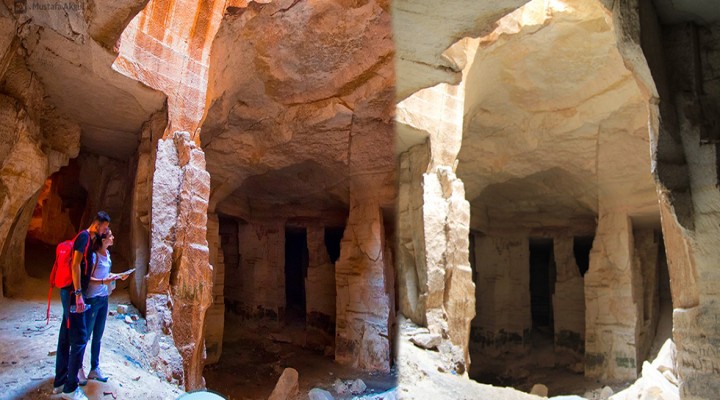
[84,295,108,370]
[53,288,87,393]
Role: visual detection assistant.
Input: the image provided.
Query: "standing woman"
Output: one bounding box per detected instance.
[82,229,126,382]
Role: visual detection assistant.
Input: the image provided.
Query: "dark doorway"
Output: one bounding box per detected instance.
[219,217,240,271]
[573,236,593,277]
[529,238,555,330]
[323,227,344,264]
[285,228,308,321]
[219,216,240,305]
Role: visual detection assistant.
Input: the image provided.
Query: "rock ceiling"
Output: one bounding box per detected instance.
[458,0,658,231]
[201,0,395,218]
[2,0,166,160]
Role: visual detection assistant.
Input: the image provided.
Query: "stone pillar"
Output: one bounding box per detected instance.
[397,150,475,372]
[236,221,285,320]
[634,228,660,363]
[396,79,475,374]
[472,235,531,357]
[335,197,391,372]
[584,212,640,381]
[305,224,336,349]
[396,143,429,326]
[204,213,225,365]
[147,131,213,391]
[552,236,584,362]
[129,109,165,312]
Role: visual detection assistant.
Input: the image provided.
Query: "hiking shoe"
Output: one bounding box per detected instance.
[60,387,88,400]
[77,368,87,386]
[52,384,63,394]
[88,368,109,382]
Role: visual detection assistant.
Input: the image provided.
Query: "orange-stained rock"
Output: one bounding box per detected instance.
[115,0,229,137]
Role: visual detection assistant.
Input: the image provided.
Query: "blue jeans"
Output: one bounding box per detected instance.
[84,295,108,370]
[53,288,88,393]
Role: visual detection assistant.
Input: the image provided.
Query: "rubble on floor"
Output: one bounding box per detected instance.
[609,340,678,400]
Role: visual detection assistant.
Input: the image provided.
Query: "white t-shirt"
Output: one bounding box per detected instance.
[86,251,111,298]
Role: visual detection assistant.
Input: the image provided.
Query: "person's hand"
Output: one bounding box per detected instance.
[75,294,86,313]
[107,273,120,281]
[120,273,129,281]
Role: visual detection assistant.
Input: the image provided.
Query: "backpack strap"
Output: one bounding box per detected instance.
[90,249,99,280]
[82,230,91,276]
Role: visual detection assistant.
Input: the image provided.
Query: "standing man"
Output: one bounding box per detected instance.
[53,211,110,400]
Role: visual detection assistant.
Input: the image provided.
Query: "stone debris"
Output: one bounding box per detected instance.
[333,378,367,395]
[650,339,675,374]
[268,368,299,400]
[117,305,128,315]
[530,384,548,397]
[599,386,614,399]
[609,340,679,400]
[124,316,133,325]
[409,333,442,350]
[353,388,399,400]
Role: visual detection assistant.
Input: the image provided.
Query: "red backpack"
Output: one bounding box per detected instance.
[46,230,91,324]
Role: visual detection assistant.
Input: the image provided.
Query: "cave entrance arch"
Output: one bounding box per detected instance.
[24,160,88,280]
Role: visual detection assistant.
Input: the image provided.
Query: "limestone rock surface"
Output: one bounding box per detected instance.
[10,1,166,160]
[115,0,228,135]
[268,368,300,400]
[147,132,213,390]
[202,0,395,218]
[454,0,657,234]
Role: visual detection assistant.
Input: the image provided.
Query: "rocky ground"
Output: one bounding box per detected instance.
[396,315,679,400]
[0,277,184,400]
[205,312,397,400]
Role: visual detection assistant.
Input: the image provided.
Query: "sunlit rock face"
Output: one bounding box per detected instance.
[458,0,656,234]
[201,0,395,372]
[115,0,228,135]
[392,0,531,99]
